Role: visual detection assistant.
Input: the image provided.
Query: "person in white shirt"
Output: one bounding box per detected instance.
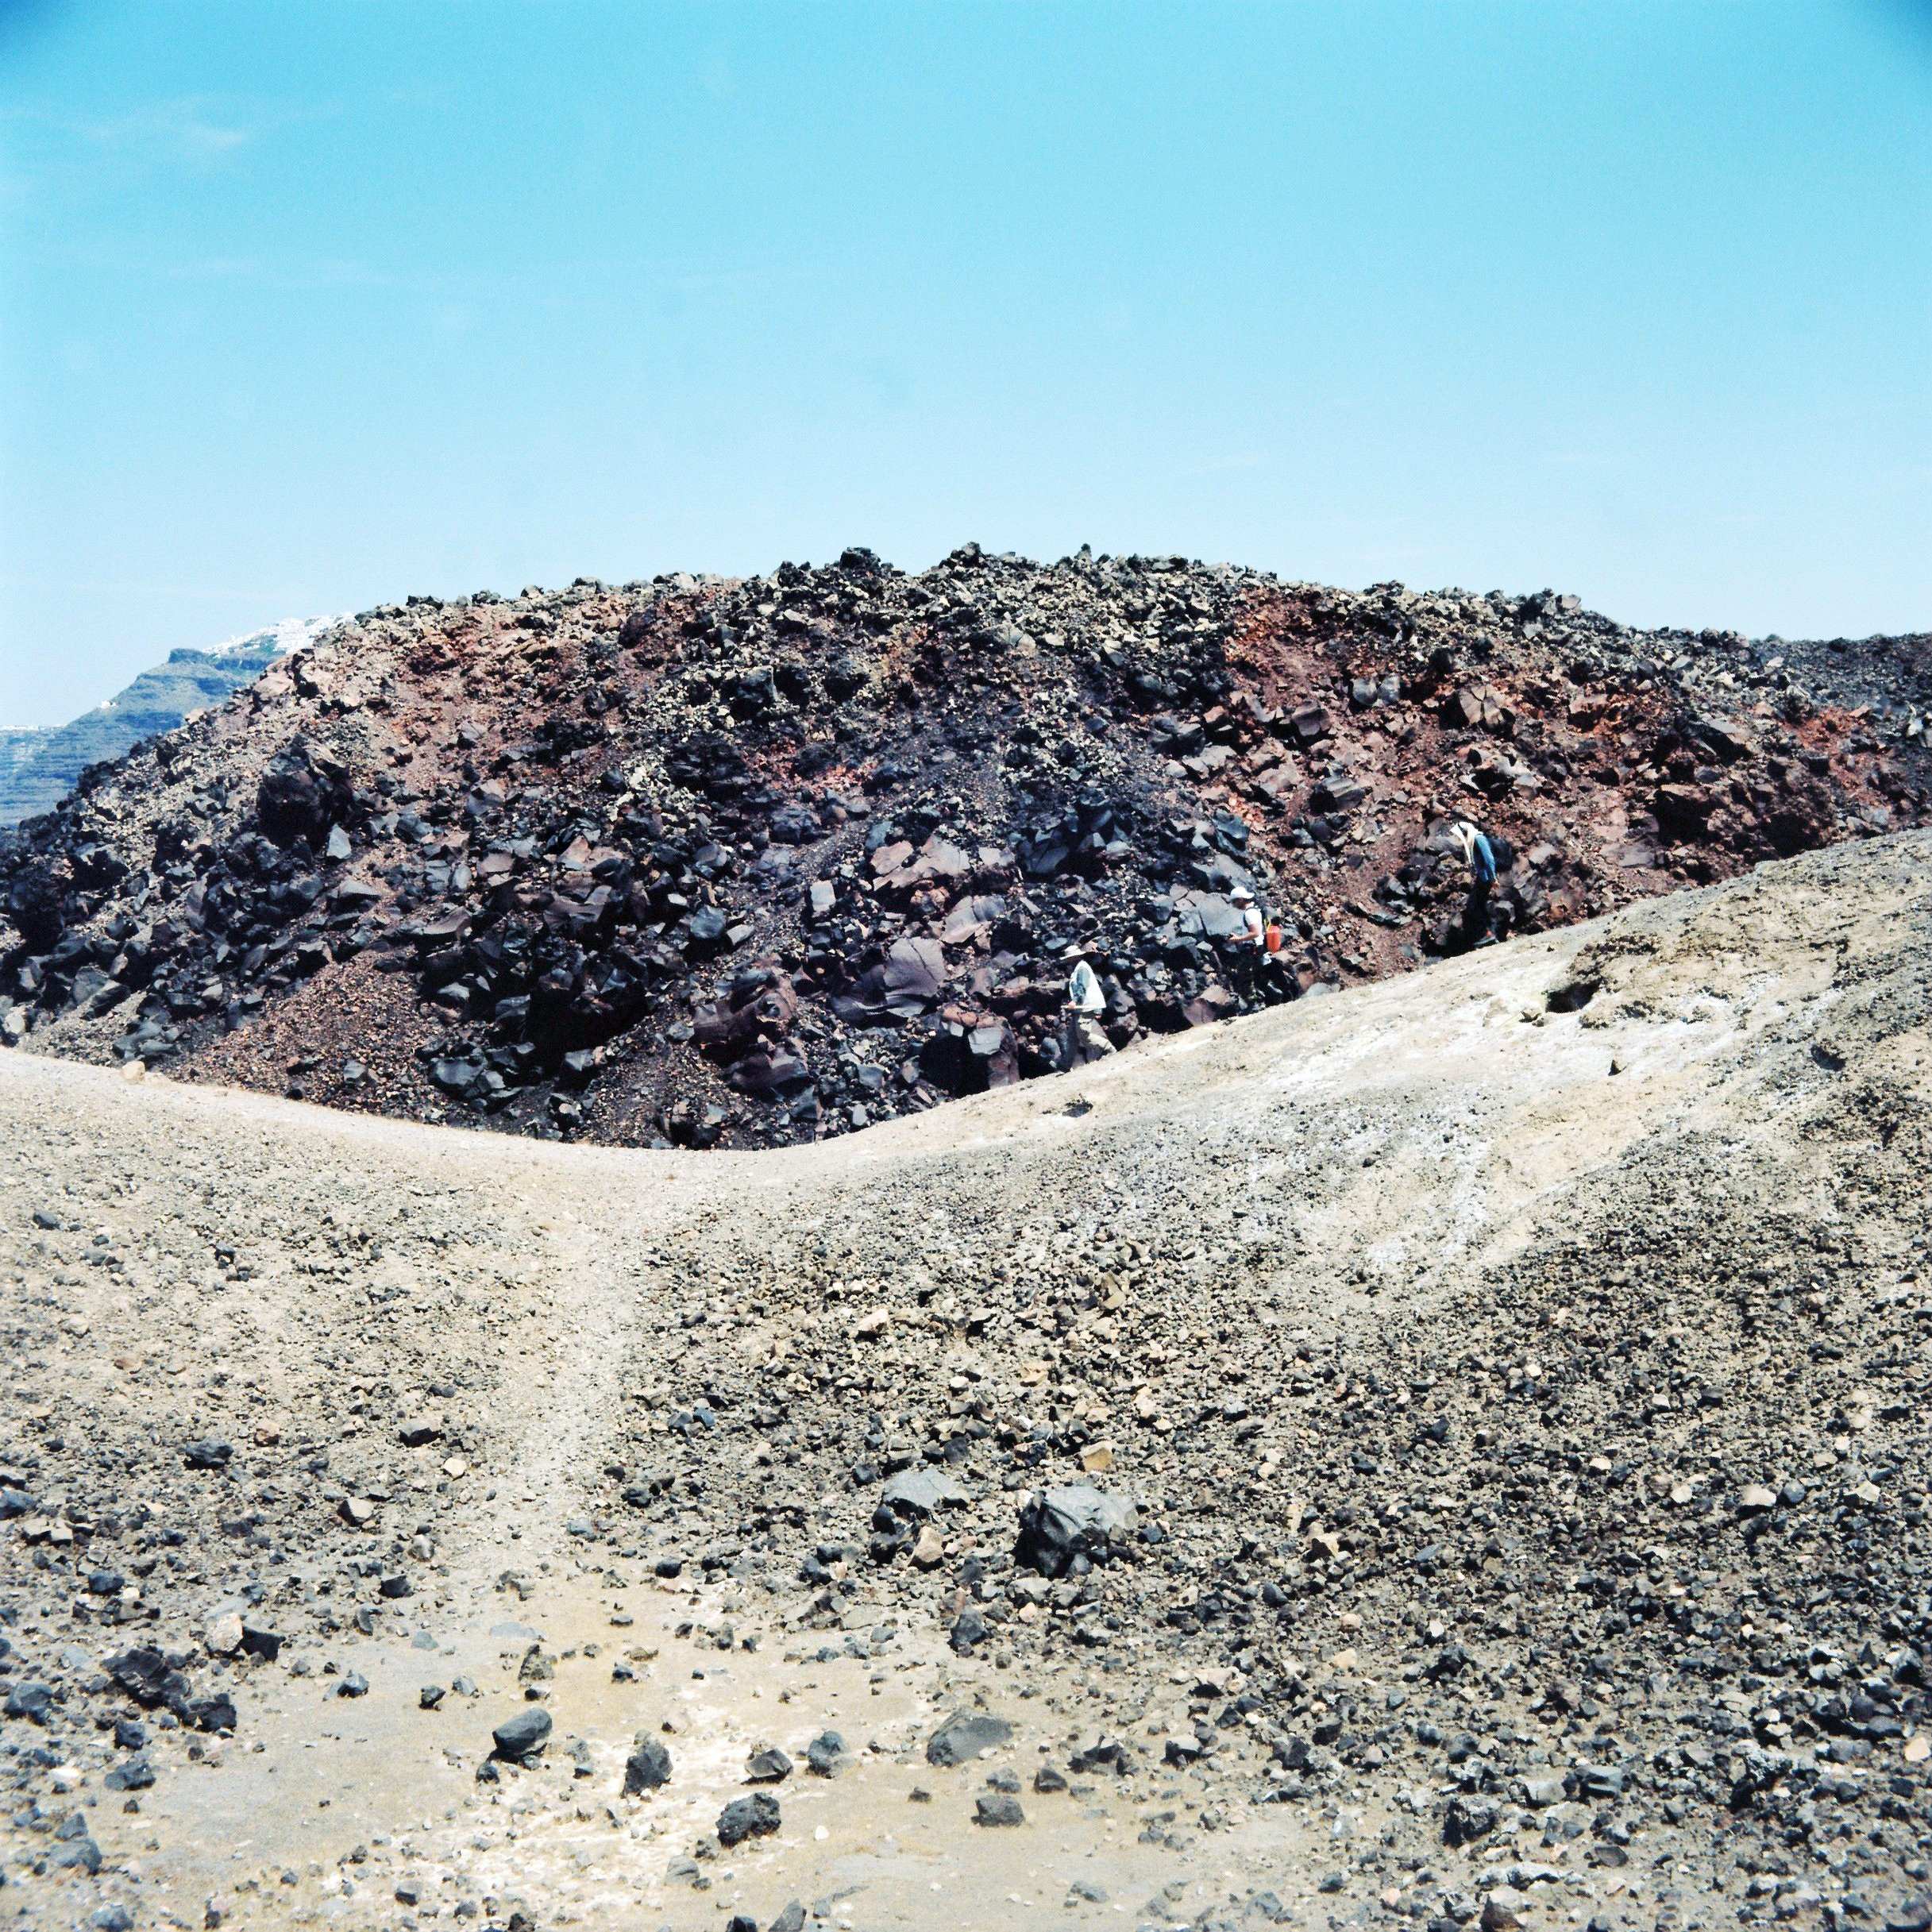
[1066,956,1105,1016]
[1061,946,1113,1066]
[1227,882,1266,1002]
[1230,882,1264,947]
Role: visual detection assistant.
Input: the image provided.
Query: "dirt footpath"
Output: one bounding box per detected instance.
[1,832,1927,1932]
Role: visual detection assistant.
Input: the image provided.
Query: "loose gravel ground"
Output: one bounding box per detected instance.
[0,831,1926,1932]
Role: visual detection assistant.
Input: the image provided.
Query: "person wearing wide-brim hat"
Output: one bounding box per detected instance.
[1060,943,1111,1068]
[1064,949,1105,1016]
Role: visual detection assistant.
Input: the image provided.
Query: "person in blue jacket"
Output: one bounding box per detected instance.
[1452,819,1498,944]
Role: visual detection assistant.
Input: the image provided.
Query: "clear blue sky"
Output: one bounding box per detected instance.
[3,2,1928,726]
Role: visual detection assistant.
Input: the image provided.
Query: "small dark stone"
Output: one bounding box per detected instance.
[974,1793,1025,1826]
[492,1706,553,1761]
[926,1709,1014,1766]
[623,1735,673,1794]
[948,1607,992,1655]
[1013,1484,1136,1577]
[54,1833,103,1876]
[191,1692,237,1733]
[716,1791,781,1846]
[102,1756,154,1791]
[3,1680,52,1723]
[1444,1795,1498,1845]
[241,1623,282,1662]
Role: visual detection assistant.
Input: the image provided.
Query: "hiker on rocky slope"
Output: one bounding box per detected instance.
[1226,882,1267,1001]
[1062,947,1113,1066]
[1452,819,1505,946]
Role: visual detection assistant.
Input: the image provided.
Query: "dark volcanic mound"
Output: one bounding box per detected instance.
[1,545,1925,1147]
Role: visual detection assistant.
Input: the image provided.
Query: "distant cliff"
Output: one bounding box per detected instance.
[0,619,336,824]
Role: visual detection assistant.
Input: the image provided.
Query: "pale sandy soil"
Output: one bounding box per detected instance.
[1,832,1926,1932]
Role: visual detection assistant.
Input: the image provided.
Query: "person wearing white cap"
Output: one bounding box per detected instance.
[1225,882,1267,1002]
[1229,881,1265,949]
[1450,819,1498,944]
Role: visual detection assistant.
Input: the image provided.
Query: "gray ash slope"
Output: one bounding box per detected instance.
[0,547,1925,1155]
[0,831,1926,1932]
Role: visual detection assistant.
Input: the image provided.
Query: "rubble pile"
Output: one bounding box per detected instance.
[2,546,1924,1146]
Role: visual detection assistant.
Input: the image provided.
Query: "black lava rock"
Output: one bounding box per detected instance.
[716,1791,781,1847]
[623,1734,673,1794]
[492,1707,553,1762]
[925,1709,1013,1766]
[974,1794,1025,1826]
